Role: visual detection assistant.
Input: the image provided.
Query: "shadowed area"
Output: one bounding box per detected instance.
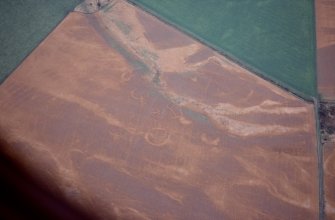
[0,1,319,219]
[0,137,106,220]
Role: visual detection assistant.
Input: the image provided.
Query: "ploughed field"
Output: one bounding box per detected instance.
[315,1,335,218]
[324,141,335,220]
[130,0,317,99]
[316,0,335,100]
[0,0,319,219]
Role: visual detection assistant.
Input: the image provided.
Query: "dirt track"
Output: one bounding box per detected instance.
[316,1,335,218]
[316,0,335,100]
[0,1,319,219]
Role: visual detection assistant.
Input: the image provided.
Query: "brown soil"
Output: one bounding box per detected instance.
[318,45,335,100]
[324,142,335,220]
[0,1,319,219]
[316,0,335,100]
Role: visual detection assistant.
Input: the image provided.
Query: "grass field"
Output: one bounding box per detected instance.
[0,2,319,217]
[0,0,81,83]
[130,0,316,98]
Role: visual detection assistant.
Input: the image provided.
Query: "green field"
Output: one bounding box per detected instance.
[0,0,81,83]
[130,0,316,98]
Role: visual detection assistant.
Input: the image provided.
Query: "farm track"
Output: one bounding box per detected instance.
[315,0,335,219]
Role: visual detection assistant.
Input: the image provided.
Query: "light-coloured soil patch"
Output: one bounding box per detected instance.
[0,1,319,219]
[316,0,335,100]
[324,142,335,220]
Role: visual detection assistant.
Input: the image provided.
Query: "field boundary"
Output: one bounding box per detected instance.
[127,0,315,102]
[313,0,325,218]
[128,1,324,219]
[0,2,80,85]
[314,97,325,220]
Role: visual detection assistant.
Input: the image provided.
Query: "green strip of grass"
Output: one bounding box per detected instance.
[131,0,316,98]
[0,0,81,83]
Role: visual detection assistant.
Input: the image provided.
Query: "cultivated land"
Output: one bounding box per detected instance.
[324,142,335,220]
[315,0,335,100]
[320,102,335,220]
[315,1,335,218]
[0,0,319,219]
[0,0,81,83]
[130,0,317,98]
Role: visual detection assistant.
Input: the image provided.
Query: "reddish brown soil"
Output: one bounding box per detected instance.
[138,11,194,50]
[324,142,335,220]
[316,0,335,100]
[0,1,319,219]
[316,2,335,217]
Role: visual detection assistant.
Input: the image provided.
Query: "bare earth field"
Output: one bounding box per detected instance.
[0,1,319,219]
[316,0,335,100]
[316,1,335,218]
[324,142,335,220]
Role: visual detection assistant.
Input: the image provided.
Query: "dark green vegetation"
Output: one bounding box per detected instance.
[0,0,81,83]
[131,0,316,98]
[319,102,335,143]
